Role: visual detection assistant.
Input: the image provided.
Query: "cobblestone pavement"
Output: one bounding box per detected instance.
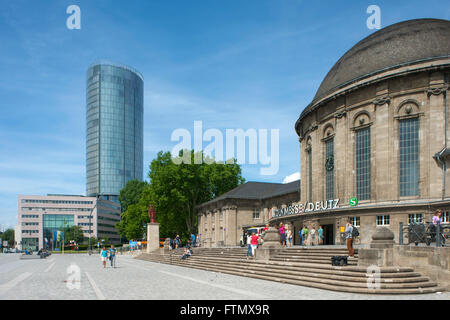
[0,253,449,300]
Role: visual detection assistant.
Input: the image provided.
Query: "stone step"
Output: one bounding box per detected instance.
[136,254,442,294]
[142,253,411,274]
[138,254,420,280]
[172,258,432,285]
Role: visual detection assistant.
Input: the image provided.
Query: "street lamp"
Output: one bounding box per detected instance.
[88,195,99,256]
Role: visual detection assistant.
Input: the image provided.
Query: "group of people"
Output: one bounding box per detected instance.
[100,245,117,268]
[278,223,325,247]
[246,232,260,259]
[168,233,199,250]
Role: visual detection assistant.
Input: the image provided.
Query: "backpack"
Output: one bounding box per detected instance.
[351,225,360,238]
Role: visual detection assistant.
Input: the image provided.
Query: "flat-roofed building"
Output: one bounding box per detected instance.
[17,194,121,250]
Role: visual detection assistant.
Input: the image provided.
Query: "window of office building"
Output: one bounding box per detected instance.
[408,214,423,224]
[376,215,390,226]
[399,118,419,196]
[325,139,334,200]
[356,127,371,200]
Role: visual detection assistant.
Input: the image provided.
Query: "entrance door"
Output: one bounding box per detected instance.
[322,224,334,245]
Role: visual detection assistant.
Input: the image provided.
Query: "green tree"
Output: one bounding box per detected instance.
[119,179,148,212]
[116,180,149,240]
[141,150,244,239]
[62,226,84,244]
[116,203,149,240]
[1,229,15,247]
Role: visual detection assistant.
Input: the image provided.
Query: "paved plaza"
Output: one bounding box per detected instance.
[0,253,448,300]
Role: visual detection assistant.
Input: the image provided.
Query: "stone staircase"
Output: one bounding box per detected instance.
[135,247,445,294]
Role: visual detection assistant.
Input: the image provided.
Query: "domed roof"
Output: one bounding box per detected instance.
[311,18,450,106]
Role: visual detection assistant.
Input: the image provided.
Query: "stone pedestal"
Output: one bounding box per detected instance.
[146,223,160,253]
[256,227,282,261]
[358,227,395,267]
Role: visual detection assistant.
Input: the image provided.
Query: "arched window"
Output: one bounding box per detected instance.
[325,138,334,200]
[399,117,419,196]
[356,127,371,200]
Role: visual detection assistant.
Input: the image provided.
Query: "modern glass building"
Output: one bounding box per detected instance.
[17,194,121,250]
[86,61,144,202]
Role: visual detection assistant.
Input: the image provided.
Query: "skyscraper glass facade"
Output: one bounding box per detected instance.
[86,62,144,202]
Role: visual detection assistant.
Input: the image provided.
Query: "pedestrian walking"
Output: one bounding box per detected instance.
[303,226,309,246]
[318,226,324,245]
[279,223,286,246]
[100,246,108,268]
[433,209,442,225]
[191,233,196,247]
[246,233,252,260]
[250,232,259,257]
[310,227,316,246]
[109,245,117,268]
[298,227,303,246]
[344,218,354,257]
[175,234,180,249]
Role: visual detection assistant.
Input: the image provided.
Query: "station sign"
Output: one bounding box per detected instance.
[272,199,340,219]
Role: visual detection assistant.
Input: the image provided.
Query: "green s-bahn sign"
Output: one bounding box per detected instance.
[349,197,358,207]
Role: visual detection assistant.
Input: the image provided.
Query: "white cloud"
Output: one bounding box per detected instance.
[283,172,300,184]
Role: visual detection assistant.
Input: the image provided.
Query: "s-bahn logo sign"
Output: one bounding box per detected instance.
[272,199,340,218]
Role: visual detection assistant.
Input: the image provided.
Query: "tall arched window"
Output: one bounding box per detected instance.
[399,117,419,196]
[308,148,313,203]
[356,127,371,200]
[325,138,334,200]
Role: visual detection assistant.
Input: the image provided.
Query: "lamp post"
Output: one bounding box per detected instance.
[88,196,99,256]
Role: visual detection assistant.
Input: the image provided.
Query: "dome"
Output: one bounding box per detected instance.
[298,19,450,124]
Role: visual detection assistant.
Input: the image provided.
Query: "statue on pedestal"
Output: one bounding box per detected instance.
[148,205,156,223]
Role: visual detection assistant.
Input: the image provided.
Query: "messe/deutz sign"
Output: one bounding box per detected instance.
[272,199,340,218]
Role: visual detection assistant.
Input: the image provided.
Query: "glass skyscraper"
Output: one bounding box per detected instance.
[86,61,144,202]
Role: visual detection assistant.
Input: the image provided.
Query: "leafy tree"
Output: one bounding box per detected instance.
[119,180,148,212]
[116,180,149,241]
[1,229,15,247]
[141,150,244,239]
[62,226,84,244]
[116,203,149,240]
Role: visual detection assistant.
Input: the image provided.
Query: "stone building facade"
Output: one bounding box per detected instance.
[283,19,450,245]
[197,181,299,247]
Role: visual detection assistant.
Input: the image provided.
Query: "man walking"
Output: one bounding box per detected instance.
[318,225,324,245]
[191,233,196,247]
[109,245,117,268]
[345,218,354,257]
[303,226,309,246]
[298,227,303,246]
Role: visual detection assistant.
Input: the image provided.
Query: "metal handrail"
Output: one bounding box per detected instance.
[400,222,449,246]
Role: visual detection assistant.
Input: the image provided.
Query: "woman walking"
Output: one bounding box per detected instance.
[310,227,316,246]
[100,246,108,268]
[250,232,259,258]
[279,223,286,246]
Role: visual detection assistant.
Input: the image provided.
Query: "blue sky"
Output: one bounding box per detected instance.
[0,0,449,229]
